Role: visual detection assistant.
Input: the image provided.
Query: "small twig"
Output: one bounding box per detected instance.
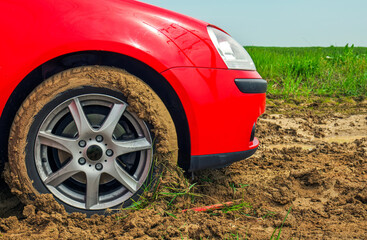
[182,201,234,213]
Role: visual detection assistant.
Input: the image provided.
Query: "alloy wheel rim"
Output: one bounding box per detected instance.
[34,94,152,210]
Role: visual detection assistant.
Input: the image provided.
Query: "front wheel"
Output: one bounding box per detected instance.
[6,66,178,214]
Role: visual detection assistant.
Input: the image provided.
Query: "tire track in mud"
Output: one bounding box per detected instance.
[0,101,366,239]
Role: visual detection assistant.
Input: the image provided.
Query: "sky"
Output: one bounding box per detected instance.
[138,0,367,47]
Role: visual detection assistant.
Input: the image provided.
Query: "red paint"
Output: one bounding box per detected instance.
[162,68,265,155]
[0,0,265,159]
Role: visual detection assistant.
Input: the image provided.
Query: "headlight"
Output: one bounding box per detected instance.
[207,26,256,71]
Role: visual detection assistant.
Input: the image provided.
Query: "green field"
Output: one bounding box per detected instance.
[246,45,367,98]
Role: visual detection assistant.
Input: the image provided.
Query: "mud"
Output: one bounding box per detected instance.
[0,97,366,239]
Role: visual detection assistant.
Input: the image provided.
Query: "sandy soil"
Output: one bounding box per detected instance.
[0,98,366,239]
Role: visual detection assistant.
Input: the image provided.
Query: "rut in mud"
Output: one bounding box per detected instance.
[0,98,366,239]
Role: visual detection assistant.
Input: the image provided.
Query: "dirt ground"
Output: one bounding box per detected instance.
[0,97,366,239]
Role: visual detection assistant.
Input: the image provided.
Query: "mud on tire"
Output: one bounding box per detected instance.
[5,66,178,215]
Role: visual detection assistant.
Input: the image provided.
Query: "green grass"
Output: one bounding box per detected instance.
[160,182,202,206]
[246,45,367,98]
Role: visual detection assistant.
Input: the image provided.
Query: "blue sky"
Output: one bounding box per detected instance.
[139,0,367,47]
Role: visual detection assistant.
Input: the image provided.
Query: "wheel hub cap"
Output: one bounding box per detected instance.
[87,145,103,161]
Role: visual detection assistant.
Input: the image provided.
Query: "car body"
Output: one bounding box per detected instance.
[0,0,266,213]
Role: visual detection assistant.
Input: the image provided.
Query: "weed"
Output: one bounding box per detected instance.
[164,210,177,219]
[224,231,246,240]
[262,210,277,220]
[160,182,202,206]
[200,176,213,183]
[122,160,164,211]
[229,182,237,195]
[270,207,292,240]
[229,182,249,199]
[221,201,251,214]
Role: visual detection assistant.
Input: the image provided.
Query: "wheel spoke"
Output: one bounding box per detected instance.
[98,103,126,136]
[106,161,139,193]
[85,172,101,209]
[113,138,152,157]
[44,160,81,187]
[68,98,93,136]
[38,131,77,154]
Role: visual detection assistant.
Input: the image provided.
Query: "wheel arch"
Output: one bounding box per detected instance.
[0,51,191,171]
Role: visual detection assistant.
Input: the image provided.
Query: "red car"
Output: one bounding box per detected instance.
[0,0,266,214]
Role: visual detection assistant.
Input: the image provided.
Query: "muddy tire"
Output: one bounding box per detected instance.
[6,66,178,215]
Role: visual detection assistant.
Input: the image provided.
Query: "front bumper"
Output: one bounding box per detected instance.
[190,139,259,171]
[161,67,266,171]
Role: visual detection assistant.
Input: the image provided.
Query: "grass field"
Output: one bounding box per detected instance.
[246,45,367,98]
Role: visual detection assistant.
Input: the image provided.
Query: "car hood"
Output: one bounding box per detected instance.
[127,0,209,32]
